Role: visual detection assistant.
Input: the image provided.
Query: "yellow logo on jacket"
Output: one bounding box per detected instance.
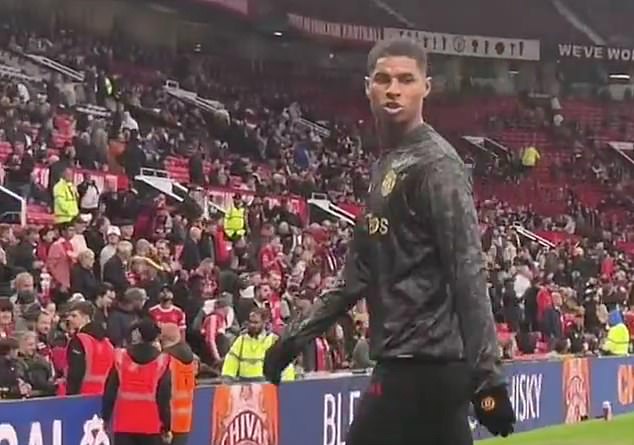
[381,169,397,197]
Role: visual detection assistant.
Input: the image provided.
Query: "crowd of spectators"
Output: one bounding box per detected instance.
[0,16,633,400]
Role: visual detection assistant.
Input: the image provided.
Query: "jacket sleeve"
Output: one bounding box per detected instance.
[53,183,76,218]
[419,157,504,394]
[65,336,86,395]
[107,315,125,348]
[278,223,370,357]
[156,366,172,432]
[221,336,243,378]
[101,367,119,423]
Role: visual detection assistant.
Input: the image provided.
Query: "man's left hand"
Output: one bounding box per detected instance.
[473,385,516,437]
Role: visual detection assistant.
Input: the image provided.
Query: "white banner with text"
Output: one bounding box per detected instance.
[287,14,383,43]
[557,43,634,62]
[384,28,540,61]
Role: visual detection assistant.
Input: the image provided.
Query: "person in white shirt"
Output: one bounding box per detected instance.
[100,226,120,278]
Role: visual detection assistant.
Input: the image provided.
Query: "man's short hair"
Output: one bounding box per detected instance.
[0,224,11,238]
[0,298,13,312]
[249,308,268,320]
[57,222,73,233]
[123,287,147,303]
[0,337,18,355]
[23,226,38,238]
[367,37,428,75]
[97,282,114,297]
[69,301,95,319]
[117,241,133,256]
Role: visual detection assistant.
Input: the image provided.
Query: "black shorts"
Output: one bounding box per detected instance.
[346,360,474,445]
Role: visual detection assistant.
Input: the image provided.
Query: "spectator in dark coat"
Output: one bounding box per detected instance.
[9,227,40,273]
[106,288,146,347]
[121,134,146,179]
[0,337,28,399]
[103,241,132,297]
[180,227,202,272]
[189,152,205,186]
[542,292,564,346]
[70,250,99,301]
[502,278,521,332]
[15,331,56,396]
[93,283,115,332]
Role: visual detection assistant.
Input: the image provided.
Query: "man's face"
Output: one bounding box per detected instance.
[247,313,264,336]
[0,309,12,325]
[365,56,430,128]
[22,336,36,356]
[43,230,56,243]
[258,284,272,301]
[75,222,87,235]
[67,310,89,331]
[63,227,76,240]
[36,314,52,335]
[27,231,39,244]
[269,273,281,291]
[63,168,73,182]
[157,242,170,258]
[121,225,134,240]
[17,276,34,293]
[98,291,115,309]
[107,233,120,245]
[160,289,174,304]
[0,229,13,245]
[133,296,147,310]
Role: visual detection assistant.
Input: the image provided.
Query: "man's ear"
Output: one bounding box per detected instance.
[423,76,432,99]
[364,76,371,99]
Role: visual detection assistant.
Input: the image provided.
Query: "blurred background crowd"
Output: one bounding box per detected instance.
[1,0,634,399]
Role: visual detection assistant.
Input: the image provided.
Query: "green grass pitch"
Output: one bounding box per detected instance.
[481,413,634,445]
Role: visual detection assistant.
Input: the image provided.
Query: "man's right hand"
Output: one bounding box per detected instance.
[473,385,515,437]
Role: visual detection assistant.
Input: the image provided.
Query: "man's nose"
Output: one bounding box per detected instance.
[385,79,401,97]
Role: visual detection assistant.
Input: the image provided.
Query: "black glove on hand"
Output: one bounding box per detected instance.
[263,338,296,385]
[473,385,516,437]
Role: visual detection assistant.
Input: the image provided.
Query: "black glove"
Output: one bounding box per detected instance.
[473,385,516,437]
[263,338,297,385]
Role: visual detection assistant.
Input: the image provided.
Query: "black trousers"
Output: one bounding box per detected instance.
[346,360,474,445]
[113,433,163,445]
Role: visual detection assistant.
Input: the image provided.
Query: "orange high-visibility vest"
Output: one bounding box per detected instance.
[169,357,196,433]
[112,349,170,434]
[77,333,114,395]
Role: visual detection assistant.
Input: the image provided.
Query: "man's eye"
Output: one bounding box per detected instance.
[373,74,391,84]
